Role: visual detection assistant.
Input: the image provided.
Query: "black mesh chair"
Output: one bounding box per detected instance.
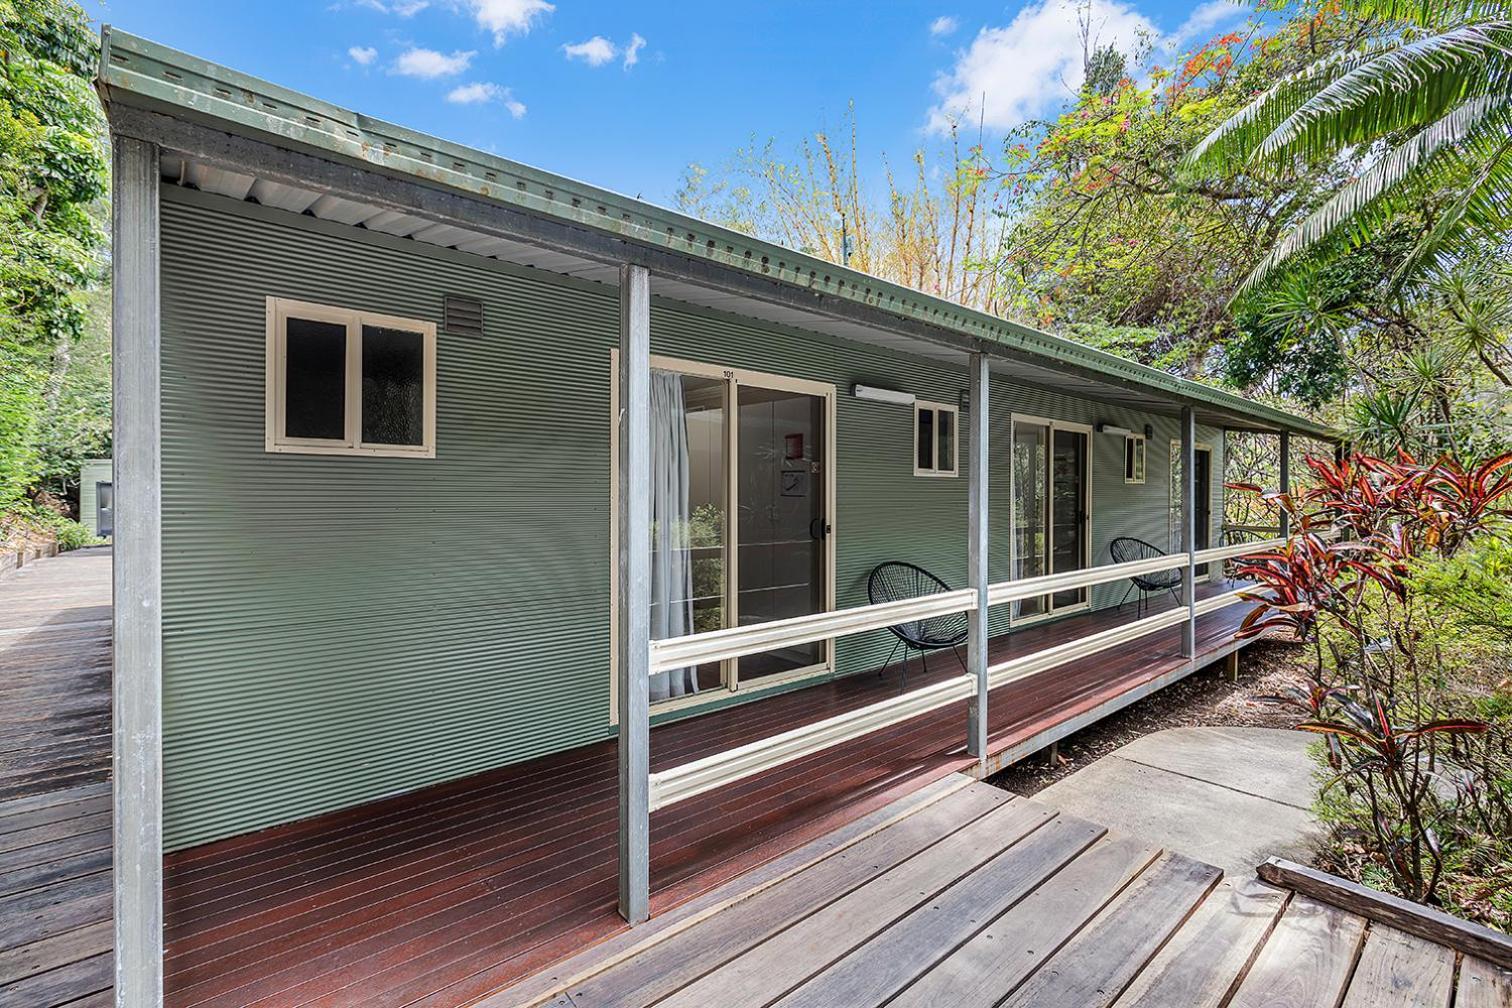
[1109,537,1182,616]
[867,562,968,691]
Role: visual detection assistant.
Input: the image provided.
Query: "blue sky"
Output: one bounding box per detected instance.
[83,0,1246,206]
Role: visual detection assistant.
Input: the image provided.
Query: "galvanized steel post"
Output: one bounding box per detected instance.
[112,134,165,1008]
[617,264,652,924]
[1181,407,1197,659]
[1279,430,1291,539]
[966,353,990,762]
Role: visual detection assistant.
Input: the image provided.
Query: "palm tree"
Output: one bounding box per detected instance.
[1185,0,1512,295]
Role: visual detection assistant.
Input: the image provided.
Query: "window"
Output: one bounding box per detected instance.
[266,297,436,457]
[914,401,958,476]
[1124,435,1146,484]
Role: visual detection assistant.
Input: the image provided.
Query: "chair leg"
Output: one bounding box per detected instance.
[951,645,966,673]
[899,648,909,693]
[879,640,901,680]
[1119,582,1135,610]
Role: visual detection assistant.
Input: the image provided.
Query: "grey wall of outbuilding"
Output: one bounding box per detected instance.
[157,186,1223,850]
[79,459,113,537]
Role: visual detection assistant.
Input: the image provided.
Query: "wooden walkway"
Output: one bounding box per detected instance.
[495,775,1512,1008]
[160,582,1260,1008]
[0,548,114,1008]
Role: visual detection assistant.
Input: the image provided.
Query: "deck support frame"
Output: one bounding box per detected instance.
[617,264,652,924]
[966,352,989,762]
[112,134,165,1008]
[1181,407,1197,659]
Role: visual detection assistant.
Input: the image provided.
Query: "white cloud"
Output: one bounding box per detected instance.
[445,81,527,117]
[926,0,1156,133]
[348,45,378,65]
[1166,0,1245,52]
[356,0,429,14]
[929,15,959,37]
[393,47,474,78]
[463,0,554,45]
[623,32,647,68]
[563,35,617,66]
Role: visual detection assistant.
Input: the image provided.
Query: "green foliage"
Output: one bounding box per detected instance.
[1186,0,1512,293]
[988,11,1370,379]
[0,0,109,512]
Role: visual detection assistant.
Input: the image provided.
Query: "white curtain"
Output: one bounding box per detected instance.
[649,370,699,701]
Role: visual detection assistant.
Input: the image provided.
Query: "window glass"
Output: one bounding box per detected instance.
[361,325,425,446]
[285,317,347,440]
[937,410,955,473]
[916,408,934,470]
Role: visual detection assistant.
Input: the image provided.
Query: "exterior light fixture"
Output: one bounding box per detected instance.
[853,384,916,406]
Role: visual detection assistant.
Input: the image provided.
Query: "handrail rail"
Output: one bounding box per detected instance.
[988,604,1190,688]
[1193,587,1251,617]
[649,588,977,674]
[646,672,975,811]
[985,552,1186,607]
[1192,538,1287,565]
[648,541,1295,674]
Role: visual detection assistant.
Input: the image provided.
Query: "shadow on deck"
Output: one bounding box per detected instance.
[161,581,1267,1008]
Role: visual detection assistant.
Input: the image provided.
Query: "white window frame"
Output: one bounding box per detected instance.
[265,296,437,458]
[913,400,959,477]
[1124,434,1146,484]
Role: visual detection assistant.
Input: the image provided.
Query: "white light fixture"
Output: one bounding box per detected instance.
[1096,423,1133,437]
[853,384,916,406]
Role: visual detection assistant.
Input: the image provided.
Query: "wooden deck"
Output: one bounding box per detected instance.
[495,775,1512,1008]
[0,548,114,1008]
[159,581,1263,1008]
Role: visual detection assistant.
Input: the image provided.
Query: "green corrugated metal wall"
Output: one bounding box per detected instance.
[158,186,1225,850]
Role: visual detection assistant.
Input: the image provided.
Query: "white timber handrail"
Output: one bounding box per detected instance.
[1193,586,1252,617]
[986,552,1186,607]
[988,604,1190,688]
[1192,537,1288,566]
[646,672,976,811]
[649,588,978,674]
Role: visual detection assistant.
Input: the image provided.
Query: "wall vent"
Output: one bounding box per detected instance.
[444,295,484,337]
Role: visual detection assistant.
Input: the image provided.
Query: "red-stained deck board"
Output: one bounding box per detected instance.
[164,583,1265,1008]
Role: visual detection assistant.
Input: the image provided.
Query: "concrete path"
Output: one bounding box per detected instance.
[1035,725,1325,876]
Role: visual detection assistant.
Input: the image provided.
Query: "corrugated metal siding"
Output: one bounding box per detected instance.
[158,187,1227,849]
[79,460,112,536]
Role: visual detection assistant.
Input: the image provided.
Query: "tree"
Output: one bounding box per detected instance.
[984,12,1382,381]
[1186,0,1512,294]
[675,107,1006,313]
[0,0,109,511]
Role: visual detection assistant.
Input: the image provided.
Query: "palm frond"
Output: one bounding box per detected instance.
[1255,23,1512,165]
[1390,129,1512,280]
[1334,0,1509,28]
[1234,102,1512,295]
[1184,51,1370,173]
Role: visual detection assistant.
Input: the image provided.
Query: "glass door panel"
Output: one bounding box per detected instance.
[648,371,727,701]
[1050,428,1089,609]
[1011,423,1049,619]
[735,384,827,684]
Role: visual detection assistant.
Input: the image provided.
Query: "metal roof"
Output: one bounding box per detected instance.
[95,26,1334,440]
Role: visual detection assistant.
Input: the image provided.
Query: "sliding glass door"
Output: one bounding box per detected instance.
[634,356,834,707]
[736,385,828,684]
[1010,416,1092,621]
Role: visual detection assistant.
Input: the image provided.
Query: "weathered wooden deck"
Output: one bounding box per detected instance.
[159,581,1261,1008]
[0,547,114,1008]
[496,774,1512,1008]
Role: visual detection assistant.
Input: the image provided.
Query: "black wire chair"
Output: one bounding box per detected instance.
[867,562,968,692]
[1109,537,1183,617]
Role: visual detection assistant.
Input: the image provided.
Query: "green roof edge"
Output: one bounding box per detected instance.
[96,25,1333,440]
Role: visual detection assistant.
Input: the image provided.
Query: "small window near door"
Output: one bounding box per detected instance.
[914,401,958,477]
[1124,435,1146,484]
[266,297,436,457]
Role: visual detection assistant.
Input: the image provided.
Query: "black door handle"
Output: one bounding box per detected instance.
[810,518,832,540]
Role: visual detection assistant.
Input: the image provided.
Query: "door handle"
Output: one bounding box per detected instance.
[809,518,832,540]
